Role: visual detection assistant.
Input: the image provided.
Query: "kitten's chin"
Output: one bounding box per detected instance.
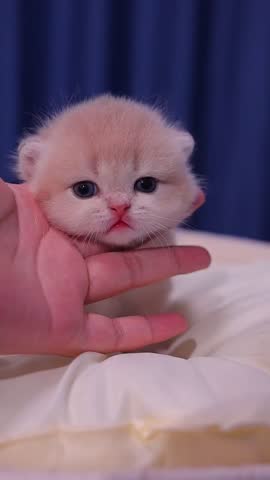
[99,236,151,251]
[72,238,109,257]
[72,235,150,257]
[72,228,173,257]
[99,227,172,251]
[70,230,148,257]
[101,227,141,247]
[98,231,146,249]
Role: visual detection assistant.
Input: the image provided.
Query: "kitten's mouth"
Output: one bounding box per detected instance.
[107,219,131,233]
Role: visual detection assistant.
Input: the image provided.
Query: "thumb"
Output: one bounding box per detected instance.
[0,180,19,259]
[0,179,16,221]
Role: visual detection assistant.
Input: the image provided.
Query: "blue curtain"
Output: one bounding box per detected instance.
[1,0,270,240]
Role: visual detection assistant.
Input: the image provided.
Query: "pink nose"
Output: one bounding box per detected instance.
[109,203,130,217]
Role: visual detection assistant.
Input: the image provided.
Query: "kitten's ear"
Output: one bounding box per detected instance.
[176,130,195,162]
[16,135,43,181]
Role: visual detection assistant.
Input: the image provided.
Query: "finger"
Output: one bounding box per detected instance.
[0,179,16,221]
[79,312,188,353]
[86,246,211,302]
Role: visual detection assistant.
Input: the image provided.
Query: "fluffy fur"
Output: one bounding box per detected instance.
[16,95,200,318]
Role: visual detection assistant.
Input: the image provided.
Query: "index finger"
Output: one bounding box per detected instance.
[86,246,210,303]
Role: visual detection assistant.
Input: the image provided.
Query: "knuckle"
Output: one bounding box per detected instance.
[168,246,182,272]
[112,318,125,350]
[121,251,144,288]
[145,315,154,344]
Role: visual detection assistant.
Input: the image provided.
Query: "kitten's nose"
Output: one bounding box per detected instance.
[109,203,130,217]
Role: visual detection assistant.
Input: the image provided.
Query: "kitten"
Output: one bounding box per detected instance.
[16,95,201,317]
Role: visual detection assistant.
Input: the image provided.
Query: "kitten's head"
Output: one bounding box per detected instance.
[16,95,201,249]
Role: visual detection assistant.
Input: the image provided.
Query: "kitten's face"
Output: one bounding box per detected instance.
[17,96,200,249]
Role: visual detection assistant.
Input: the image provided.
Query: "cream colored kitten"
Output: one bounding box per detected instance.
[16,95,200,317]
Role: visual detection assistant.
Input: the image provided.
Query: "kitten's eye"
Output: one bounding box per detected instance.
[134,177,158,193]
[72,181,98,198]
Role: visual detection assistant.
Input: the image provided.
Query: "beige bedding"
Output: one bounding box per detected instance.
[1,230,270,472]
[179,229,270,264]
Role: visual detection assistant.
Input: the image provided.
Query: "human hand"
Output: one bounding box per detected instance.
[0,180,210,355]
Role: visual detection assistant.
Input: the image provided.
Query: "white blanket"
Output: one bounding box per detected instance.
[0,231,270,471]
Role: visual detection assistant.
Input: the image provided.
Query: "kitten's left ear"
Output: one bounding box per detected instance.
[178,130,195,161]
[174,129,195,162]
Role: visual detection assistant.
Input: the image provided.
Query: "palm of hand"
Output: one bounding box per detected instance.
[0,184,90,354]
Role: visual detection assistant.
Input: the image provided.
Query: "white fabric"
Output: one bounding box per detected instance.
[179,229,270,265]
[0,231,270,472]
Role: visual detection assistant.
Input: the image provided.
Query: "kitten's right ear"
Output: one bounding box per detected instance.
[16,135,43,181]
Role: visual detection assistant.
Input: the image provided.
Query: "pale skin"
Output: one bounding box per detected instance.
[0,179,210,355]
